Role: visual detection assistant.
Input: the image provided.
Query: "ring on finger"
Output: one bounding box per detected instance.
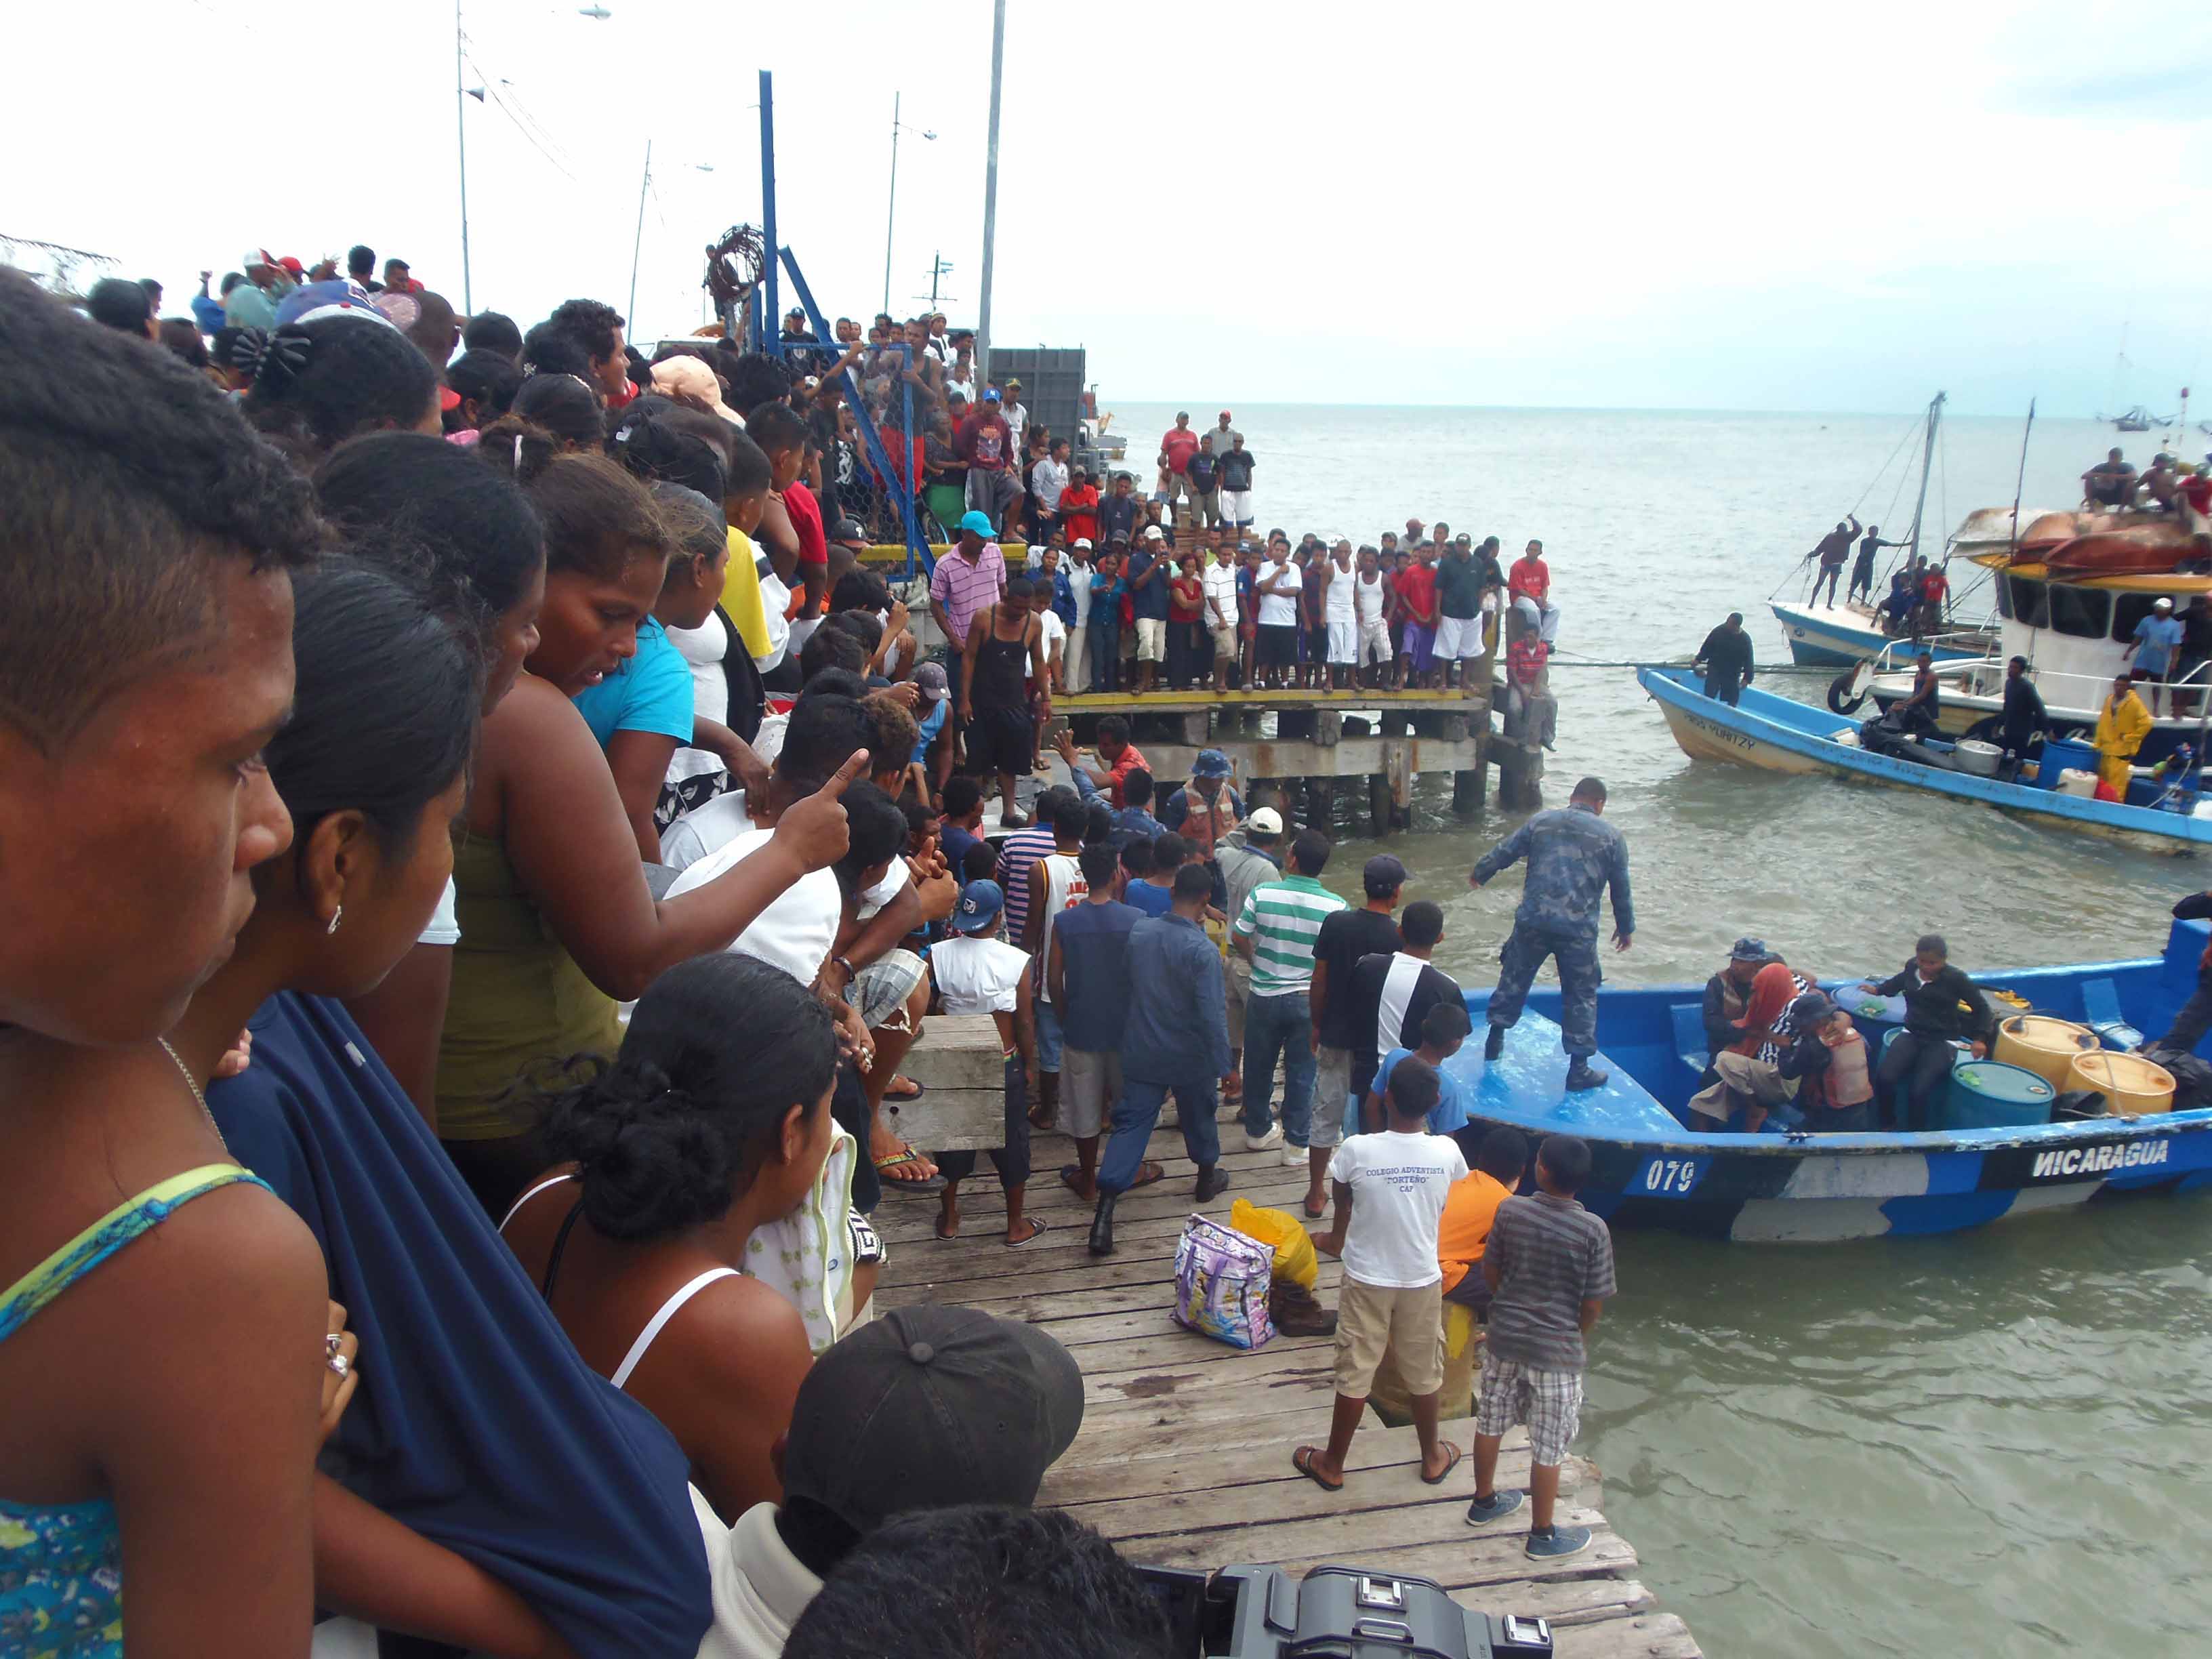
[327,1351,352,1378]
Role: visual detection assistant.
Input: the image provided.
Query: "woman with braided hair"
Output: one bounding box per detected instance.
[234,310,443,462]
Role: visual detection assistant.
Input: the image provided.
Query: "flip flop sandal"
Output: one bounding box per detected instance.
[874,1149,945,1192]
[1129,1160,1165,1189]
[1291,1447,1343,1493]
[1004,1216,1048,1248]
[885,1076,926,1101]
[1419,1443,1465,1486]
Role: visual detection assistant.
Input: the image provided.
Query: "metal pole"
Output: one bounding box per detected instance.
[882,92,900,317]
[975,0,1004,388]
[1905,391,1946,567]
[455,0,472,312]
[758,69,779,351]
[2007,398,2036,557]
[626,138,651,330]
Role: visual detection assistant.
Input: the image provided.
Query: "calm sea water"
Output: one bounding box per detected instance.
[1110,401,2211,1656]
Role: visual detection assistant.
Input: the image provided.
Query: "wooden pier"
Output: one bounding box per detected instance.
[876,1026,1702,1657]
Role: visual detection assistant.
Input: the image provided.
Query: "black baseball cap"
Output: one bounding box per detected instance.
[1363,854,1409,897]
[781,1306,1084,1534]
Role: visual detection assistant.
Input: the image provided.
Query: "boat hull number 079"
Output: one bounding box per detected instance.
[1633,1156,1705,1197]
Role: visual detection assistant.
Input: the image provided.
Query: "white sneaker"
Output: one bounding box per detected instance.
[1244,1124,1284,1152]
[1280,1145,1309,1168]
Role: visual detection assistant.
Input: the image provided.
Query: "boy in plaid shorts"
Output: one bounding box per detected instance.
[1465,1133,1616,1559]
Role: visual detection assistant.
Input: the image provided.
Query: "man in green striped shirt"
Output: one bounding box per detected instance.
[1232,829,1347,1159]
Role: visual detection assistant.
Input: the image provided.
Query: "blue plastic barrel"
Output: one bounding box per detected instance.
[2038,736,2098,790]
[1942,1060,2056,1130]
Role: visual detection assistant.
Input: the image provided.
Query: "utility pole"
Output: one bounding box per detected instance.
[626,138,651,328]
[975,0,1004,388]
[882,92,901,317]
[920,251,956,308]
[455,0,472,312]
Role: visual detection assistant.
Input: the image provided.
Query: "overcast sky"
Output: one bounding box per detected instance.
[10,1,2207,416]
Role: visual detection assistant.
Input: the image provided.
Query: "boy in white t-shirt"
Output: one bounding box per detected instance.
[1294,1055,1468,1492]
[927,880,1044,1247]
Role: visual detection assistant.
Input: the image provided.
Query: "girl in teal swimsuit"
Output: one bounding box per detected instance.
[0,270,335,1656]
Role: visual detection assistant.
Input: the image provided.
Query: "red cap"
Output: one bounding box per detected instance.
[276,255,306,276]
[438,386,462,412]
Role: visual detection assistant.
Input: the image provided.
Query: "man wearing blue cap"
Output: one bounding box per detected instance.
[930,880,1044,1246]
[958,388,1023,534]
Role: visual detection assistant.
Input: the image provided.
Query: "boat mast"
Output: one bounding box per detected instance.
[1905,391,1946,567]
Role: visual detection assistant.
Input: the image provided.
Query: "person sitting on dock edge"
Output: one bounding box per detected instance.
[1856,934,1994,1131]
[1693,612,1754,705]
[1465,1133,1616,1561]
[1295,1054,1469,1494]
[1088,863,1235,1256]
[1471,777,1634,1092]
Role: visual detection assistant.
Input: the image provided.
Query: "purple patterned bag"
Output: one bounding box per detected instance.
[1171,1213,1275,1349]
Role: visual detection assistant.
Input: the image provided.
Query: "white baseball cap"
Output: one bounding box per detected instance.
[1143,525,1166,543]
[1246,806,1284,835]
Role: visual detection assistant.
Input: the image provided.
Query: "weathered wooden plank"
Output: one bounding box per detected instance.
[899,1015,1006,1092]
[1123,1500,1624,1580]
[880,1086,1007,1152]
[1064,1448,1585,1540]
[1550,1613,1702,1658]
[1047,1420,1580,1505]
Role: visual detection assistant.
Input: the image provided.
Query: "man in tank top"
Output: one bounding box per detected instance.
[959,576,1050,830]
[1354,546,1392,688]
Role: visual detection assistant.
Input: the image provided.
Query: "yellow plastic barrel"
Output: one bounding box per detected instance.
[2065,1050,2177,1118]
[1994,1015,2101,1090]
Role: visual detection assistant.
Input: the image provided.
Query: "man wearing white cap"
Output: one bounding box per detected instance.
[222,250,285,329]
[2126,595,2184,717]
[1060,538,1095,695]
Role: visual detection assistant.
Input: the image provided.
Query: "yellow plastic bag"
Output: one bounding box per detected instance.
[1229,1199,1319,1291]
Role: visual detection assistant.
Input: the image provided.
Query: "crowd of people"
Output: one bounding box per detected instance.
[1,248,1647,1653]
[993,514,1563,703]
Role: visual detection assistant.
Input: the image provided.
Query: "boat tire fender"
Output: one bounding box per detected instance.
[1828,668,1870,715]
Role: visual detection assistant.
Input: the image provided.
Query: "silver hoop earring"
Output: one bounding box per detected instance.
[327,904,343,937]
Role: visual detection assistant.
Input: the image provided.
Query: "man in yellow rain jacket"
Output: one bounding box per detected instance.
[2095,671,2154,796]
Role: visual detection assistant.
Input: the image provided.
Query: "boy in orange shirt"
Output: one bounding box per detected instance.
[1438,1125,1531,1316]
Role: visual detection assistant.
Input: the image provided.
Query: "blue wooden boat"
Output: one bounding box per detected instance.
[1448,921,2212,1241]
[1637,664,2212,854]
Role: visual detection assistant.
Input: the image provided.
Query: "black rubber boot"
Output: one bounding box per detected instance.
[1088,1191,1118,1256]
[1483,1023,1507,1062]
[1564,1057,1609,1091]
[1194,1165,1231,1203]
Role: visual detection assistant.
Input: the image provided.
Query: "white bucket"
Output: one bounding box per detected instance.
[1954,739,2002,777]
[2058,769,2099,798]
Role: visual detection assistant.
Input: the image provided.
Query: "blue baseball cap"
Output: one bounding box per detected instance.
[983,388,1002,403]
[958,510,996,538]
[952,880,1006,933]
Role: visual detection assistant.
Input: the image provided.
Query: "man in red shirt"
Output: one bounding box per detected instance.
[1508,540,1551,604]
[1158,411,1202,524]
[1059,465,1101,548]
[1395,547,1440,689]
[958,388,1023,534]
[1065,714,1149,807]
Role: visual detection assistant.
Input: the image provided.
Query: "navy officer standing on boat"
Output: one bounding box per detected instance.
[1470,777,1633,1092]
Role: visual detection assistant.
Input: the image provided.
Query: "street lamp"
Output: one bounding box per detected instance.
[456,1,611,314]
[882,93,936,316]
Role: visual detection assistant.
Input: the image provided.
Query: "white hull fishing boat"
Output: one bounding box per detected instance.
[1770,394,1999,666]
